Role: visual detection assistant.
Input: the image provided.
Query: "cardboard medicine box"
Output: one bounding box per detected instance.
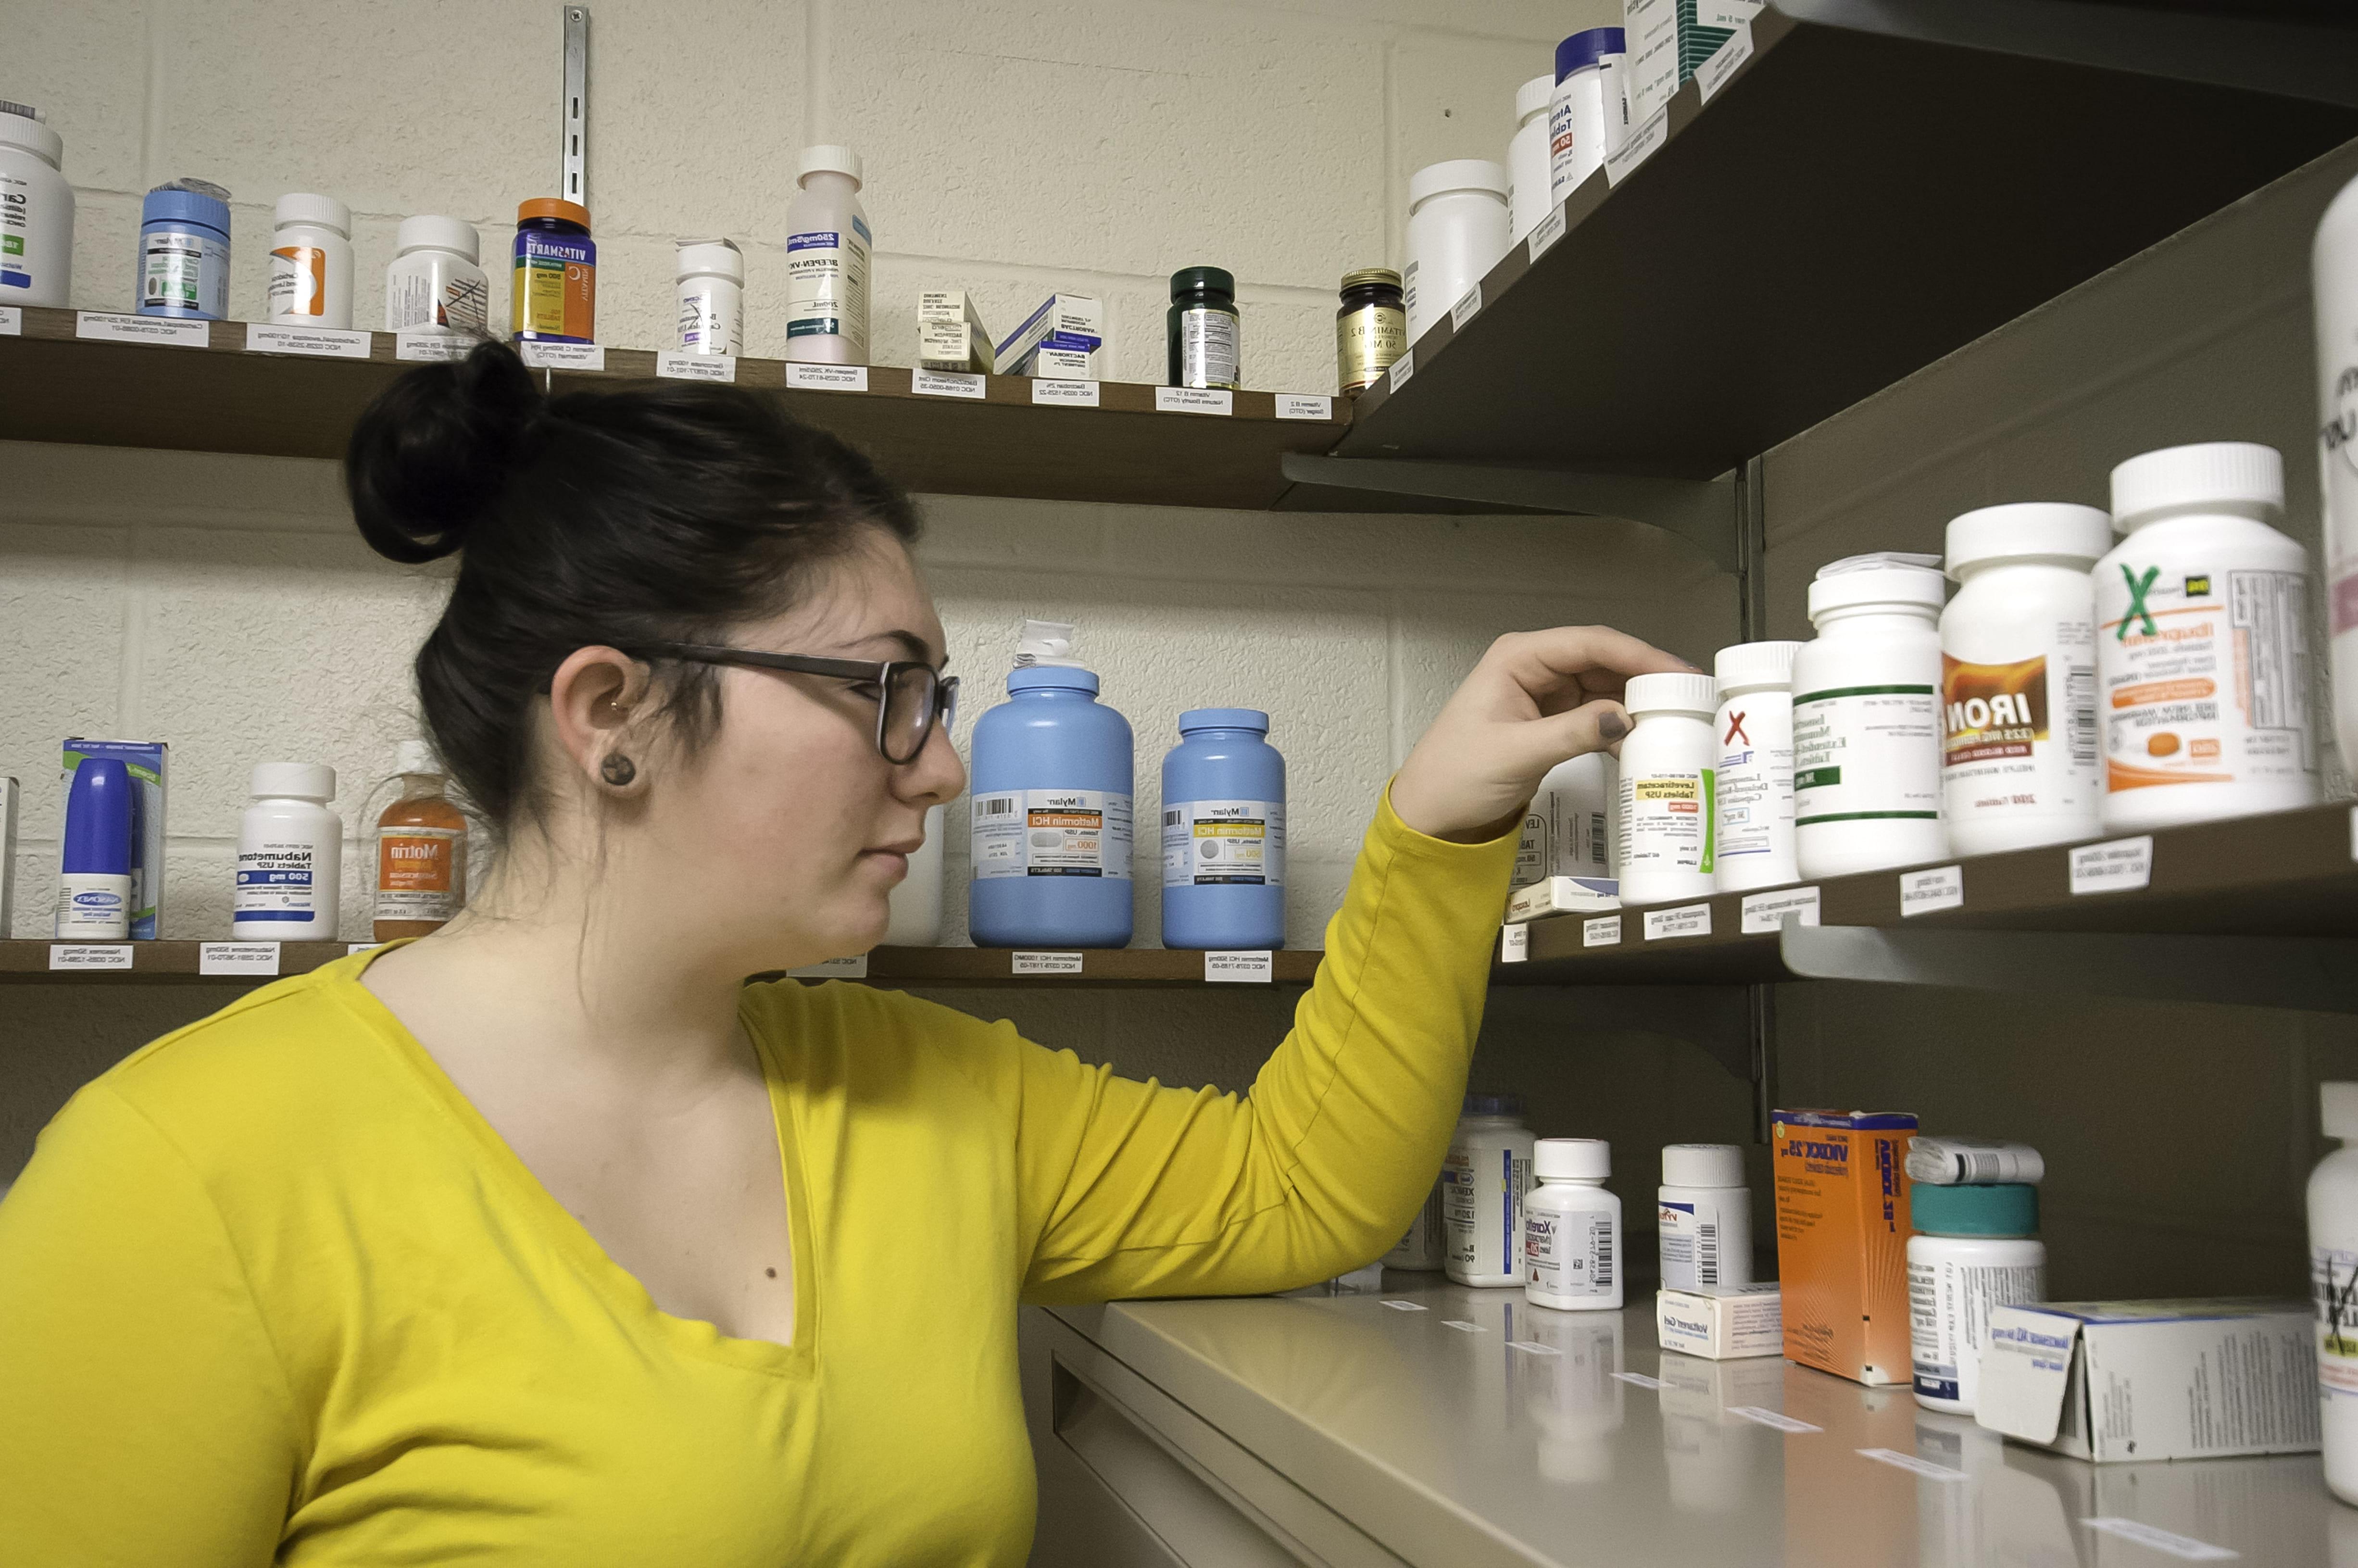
[1976,1298,2319,1462]
[917,290,994,374]
[1771,1108,1915,1384]
[61,739,168,940]
[1657,1281,1781,1359]
[993,292,1104,378]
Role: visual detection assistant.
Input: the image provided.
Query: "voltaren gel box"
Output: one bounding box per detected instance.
[1657,1282,1781,1359]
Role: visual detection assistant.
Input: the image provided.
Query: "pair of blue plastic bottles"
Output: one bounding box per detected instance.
[967,665,1285,950]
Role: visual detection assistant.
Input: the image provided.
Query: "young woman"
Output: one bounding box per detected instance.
[0,343,1676,1564]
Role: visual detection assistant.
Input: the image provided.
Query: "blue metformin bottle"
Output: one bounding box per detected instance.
[968,665,1135,948]
[1160,708,1286,950]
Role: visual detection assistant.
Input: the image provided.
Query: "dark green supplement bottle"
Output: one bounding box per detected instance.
[1167,266,1241,391]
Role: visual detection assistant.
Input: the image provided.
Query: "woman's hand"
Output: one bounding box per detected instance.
[1390,627,1696,843]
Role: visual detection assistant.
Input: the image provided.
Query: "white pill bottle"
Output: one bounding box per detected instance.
[2308,1081,2358,1506]
[1506,75,1555,243]
[1712,640,1801,892]
[233,763,342,941]
[1906,1181,2044,1416]
[1517,750,1617,886]
[2095,442,2318,830]
[384,215,489,338]
[1402,160,1508,345]
[1939,503,2110,855]
[266,193,353,330]
[676,237,744,356]
[1793,555,1948,878]
[0,100,73,307]
[782,145,870,364]
[1526,1138,1622,1312]
[1657,1142,1752,1290]
[1615,670,1718,905]
[1443,1093,1536,1288]
[2316,174,2358,790]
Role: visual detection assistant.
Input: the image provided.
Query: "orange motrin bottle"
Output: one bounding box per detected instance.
[374,740,467,941]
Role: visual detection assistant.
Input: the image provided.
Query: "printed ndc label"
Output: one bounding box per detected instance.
[971,789,1133,880]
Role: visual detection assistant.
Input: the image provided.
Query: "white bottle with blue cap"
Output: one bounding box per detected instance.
[1159,708,1284,951]
[55,756,135,939]
[1549,27,1628,207]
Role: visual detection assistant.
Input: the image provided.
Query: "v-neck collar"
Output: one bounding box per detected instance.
[326,944,819,1380]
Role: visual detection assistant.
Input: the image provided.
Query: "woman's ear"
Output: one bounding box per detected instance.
[550,646,653,794]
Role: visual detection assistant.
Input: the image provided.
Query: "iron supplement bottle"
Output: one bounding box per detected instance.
[1615,671,1718,905]
[1794,555,1947,878]
[1160,708,1284,951]
[968,665,1134,949]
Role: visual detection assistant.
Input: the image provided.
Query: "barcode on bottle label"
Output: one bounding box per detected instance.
[2068,665,2097,768]
[1698,1222,1717,1285]
[979,798,1017,819]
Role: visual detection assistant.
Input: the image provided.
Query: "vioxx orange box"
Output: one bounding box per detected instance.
[1772,1109,1916,1384]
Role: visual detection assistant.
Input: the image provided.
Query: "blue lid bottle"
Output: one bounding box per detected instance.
[1160,708,1285,951]
[56,755,135,938]
[968,665,1135,949]
[138,180,233,319]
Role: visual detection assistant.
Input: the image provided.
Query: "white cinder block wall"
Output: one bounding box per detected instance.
[6,1,1754,1177]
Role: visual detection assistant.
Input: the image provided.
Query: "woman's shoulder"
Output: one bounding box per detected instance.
[740,969,1030,1097]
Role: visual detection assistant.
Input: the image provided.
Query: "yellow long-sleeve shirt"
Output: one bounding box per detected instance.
[0,794,1513,1565]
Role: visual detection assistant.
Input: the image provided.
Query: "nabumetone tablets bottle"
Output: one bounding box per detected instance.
[2096,442,2318,829]
[1658,1143,1752,1290]
[2308,1082,2358,1505]
[1940,503,2110,855]
[1793,555,1947,878]
[1526,1138,1622,1311]
[1444,1094,1536,1288]
[1615,671,1718,905]
[233,763,341,941]
[1712,641,1801,892]
[1907,1182,2045,1416]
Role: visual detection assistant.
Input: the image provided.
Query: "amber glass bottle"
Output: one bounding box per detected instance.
[374,740,468,941]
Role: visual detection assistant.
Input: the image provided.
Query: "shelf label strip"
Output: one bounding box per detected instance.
[1013,951,1084,975]
[1275,394,1332,421]
[519,340,605,372]
[2068,835,2152,896]
[199,941,280,977]
[1740,886,1819,934]
[1386,350,1413,392]
[50,943,134,970]
[785,363,868,392]
[1499,923,1529,963]
[1440,1319,1486,1333]
[396,330,477,363]
[1898,865,1964,917]
[1032,378,1100,407]
[245,323,373,360]
[1583,914,1622,948]
[1856,1447,1966,1481]
[2078,1518,2235,1562]
[1505,1340,1561,1356]
[657,351,737,383]
[76,312,209,348]
[1605,105,1670,188]
[1730,1406,1820,1434]
[1204,950,1273,982]
[0,305,20,337]
[1154,387,1233,416]
[1644,903,1712,941]
[1450,284,1481,333]
[1380,1300,1429,1313]
[1696,21,1756,103]
[1527,207,1568,263]
[1613,1371,1668,1390]
[912,370,985,400]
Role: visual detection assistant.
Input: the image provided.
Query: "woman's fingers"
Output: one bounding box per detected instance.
[1486,627,1696,708]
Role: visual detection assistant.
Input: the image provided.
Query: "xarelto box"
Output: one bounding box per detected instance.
[1772,1108,1915,1384]
[1977,1298,2318,1462]
[62,739,168,939]
[1657,1281,1781,1359]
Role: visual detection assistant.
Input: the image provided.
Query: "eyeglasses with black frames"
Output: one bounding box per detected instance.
[628,642,958,765]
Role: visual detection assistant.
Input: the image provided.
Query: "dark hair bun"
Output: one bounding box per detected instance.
[346,340,541,564]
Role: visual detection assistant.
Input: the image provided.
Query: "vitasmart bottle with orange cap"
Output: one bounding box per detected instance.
[512,197,596,345]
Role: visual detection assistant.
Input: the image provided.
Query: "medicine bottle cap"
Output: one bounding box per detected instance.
[1515,74,1555,122]
[62,757,136,877]
[1462,1092,1523,1118]
[1556,26,1627,77]
[797,144,864,188]
[0,101,63,165]
[1179,707,1268,735]
[250,762,337,802]
[1909,1181,2038,1238]
[1806,553,1946,621]
[144,182,233,234]
[676,237,745,283]
[1624,671,1718,717]
[2109,441,2284,532]
[1340,266,1402,293]
[1661,1142,1744,1189]
[274,192,351,236]
[1007,664,1101,697]
[1944,502,2113,577]
[2325,1082,2358,1141]
[1170,265,1236,302]
[516,196,592,229]
[1408,159,1509,207]
[393,739,441,778]
[395,214,480,263]
[1535,1137,1609,1180]
[1713,640,1801,694]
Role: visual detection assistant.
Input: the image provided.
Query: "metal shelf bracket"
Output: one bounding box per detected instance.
[1279,453,1739,573]
[1780,923,2358,1014]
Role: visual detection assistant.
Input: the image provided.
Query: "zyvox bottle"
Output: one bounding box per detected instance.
[1615,671,1718,905]
[1444,1094,1536,1288]
[1526,1138,1621,1312]
[783,145,871,364]
[1794,555,1948,878]
[266,192,354,329]
[1906,1182,2044,1415]
[2315,176,2358,785]
[1160,708,1285,951]
[2309,1081,2358,1505]
[234,763,341,941]
[512,198,596,345]
[0,100,73,307]
[968,665,1134,948]
[1659,1142,1753,1290]
[1712,641,1801,892]
[2096,442,2318,830]
[54,756,134,940]
[138,179,232,320]
[1941,504,2109,854]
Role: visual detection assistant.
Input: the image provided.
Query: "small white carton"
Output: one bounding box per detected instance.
[1977,1298,2318,1462]
[917,290,993,374]
[993,292,1104,378]
[1657,1282,1782,1360]
[1506,875,1620,923]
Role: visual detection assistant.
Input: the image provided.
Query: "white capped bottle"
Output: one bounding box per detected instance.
[782,146,870,364]
[1907,1182,2044,1415]
[1507,74,1556,242]
[2310,1081,2358,1505]
[1658,1142,1752,1290]
[266,193,353,330]
[1403,160,1507,345]
[384,215,489,338]
[1712,641,1801,892]
[1517,751,1616,886]
[2096,443,2318,830]
[1444,1094,1536,1288]
[0,100,73,307]
[234,763,341,941]
[676,237,745,356]
[1940,503,2109,855]
[1526,1138,1622,1312]
[1614,671,1718,905]
[1794,554,1948,878]
[2315,174,2358,786]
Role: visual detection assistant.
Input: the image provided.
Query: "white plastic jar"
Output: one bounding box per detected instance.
[783,145,870,364]
[1658,1142,1752,1290]
[2314,176,2358,783]
[1907,1182,2045,1415]
[1526,1138,1622,1312]
[1549,27,1626,208]
[1444,1094,1536,1288]
[0,100,73,307]
[1940,504,2109,854]
[2096,442,2318,830]
[266,193,354,330]
[1403,160,1507,344]
[2308,1081,2358,1506]
[1507,75,1555,242]
[1793,555,1948,878]
[1712,641,1801,892]
[1615,670,1718,905]
[384,215,489,337]
[676,236,744,356]
[1517,751,1617,885]
[233,763,342,941]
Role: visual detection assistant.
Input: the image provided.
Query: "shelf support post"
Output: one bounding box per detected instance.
[562,6,591,209]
